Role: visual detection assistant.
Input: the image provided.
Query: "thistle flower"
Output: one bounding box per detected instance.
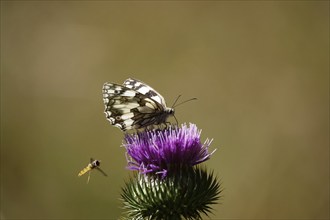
[121,123,221,219]
[123,123,216,177]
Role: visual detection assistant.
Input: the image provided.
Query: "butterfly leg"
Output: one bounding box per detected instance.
[145,124,156,131]
[164,121,174,129]
[173,114,179,126]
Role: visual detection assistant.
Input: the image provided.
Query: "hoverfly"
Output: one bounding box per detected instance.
[78,158,107,183]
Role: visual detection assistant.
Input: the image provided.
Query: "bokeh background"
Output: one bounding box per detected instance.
[1,1,329,219]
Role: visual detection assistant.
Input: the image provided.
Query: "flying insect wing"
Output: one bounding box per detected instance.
[95,167,108,176]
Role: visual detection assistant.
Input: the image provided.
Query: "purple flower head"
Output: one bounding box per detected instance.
[123,123,216,177]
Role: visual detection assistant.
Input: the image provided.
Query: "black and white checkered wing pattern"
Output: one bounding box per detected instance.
[123,78,167,107]
[102,79,174,131]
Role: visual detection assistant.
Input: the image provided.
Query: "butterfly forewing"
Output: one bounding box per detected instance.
[102,79,174,131]
[123,78,167,107]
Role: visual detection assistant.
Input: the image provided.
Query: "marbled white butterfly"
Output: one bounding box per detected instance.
[102,78,174,131]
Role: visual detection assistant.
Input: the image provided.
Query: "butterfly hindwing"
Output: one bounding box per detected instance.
[103,83,145,130]
[102,79,174,131]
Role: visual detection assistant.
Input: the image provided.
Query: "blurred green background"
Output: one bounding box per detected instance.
[1,1,328,219]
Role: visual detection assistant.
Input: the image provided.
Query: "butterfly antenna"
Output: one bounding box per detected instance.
[173,97,197,108]
[171,95,182,108]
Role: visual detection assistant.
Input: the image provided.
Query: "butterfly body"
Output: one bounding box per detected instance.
[102,78,174,131]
